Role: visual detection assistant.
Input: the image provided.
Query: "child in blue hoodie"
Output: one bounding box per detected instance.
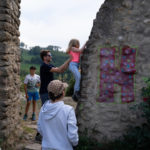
[37,80,79,150]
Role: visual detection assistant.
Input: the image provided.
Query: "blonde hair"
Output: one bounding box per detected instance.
[66,39,80,54]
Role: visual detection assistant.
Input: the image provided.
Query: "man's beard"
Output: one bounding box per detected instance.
[47,59,51,63]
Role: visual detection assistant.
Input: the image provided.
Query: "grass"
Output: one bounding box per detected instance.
[23,126,35,134]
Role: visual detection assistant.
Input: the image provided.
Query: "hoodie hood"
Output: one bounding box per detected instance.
[41,100,64,120]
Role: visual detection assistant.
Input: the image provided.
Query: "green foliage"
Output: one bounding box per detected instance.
[0,138,4,147]
[142,77,150,98]
[20,45,72,83]
[66,77,75,96]
[75,135,102,150]
[29,46,41,55]
[20,42,25,47]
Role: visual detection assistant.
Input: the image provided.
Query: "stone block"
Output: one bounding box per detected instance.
[0,31,12,42]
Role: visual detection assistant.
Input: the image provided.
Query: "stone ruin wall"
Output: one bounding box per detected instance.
[77,0,150,142]
[0,0,150,148]
[0,0,21,149]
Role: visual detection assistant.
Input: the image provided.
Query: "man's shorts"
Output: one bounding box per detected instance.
[27,91,39,101]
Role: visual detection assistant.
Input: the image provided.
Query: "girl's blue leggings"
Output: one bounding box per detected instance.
[69,62,81,93]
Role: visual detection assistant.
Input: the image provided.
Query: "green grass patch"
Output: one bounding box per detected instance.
[23,126,35,134]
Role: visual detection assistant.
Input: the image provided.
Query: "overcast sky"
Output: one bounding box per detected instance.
[20,0,104,50]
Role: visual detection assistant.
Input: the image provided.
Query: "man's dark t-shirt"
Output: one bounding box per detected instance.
[40,63,54,94]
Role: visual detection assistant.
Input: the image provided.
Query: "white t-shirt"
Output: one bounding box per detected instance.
[24,74,40,92]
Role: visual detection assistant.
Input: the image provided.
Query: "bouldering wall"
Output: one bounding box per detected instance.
[0,0,21,149]
[77,0,150,141]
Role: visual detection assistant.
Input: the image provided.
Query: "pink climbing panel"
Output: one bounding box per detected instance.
[99,47,116,102]
[97,46,137,103]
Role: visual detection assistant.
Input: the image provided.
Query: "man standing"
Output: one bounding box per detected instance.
[23,66,40,121]
[40,50,71,105]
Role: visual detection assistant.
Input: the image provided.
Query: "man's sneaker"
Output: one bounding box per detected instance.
[35,132,42,143]
[23,114,28,121]
[32,113,36,121]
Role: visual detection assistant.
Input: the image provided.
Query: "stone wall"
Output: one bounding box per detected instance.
[0,0,21,149]
[0,0,150,147]
[77,0,150,142]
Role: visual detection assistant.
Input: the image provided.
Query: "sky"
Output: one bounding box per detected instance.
[20,0,105,50]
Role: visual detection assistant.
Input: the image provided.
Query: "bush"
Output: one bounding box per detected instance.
[0,138,3,147]
[66,77,75,96]
[75,135,102,150]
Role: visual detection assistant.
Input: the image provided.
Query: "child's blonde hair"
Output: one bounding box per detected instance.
[66,39,80,54]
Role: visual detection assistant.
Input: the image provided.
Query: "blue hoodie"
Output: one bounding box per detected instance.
[37,100,78,150]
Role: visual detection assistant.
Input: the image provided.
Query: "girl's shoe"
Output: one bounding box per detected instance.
[72,94,78,102]
[72,91,80,102]
[32,113,36,121]
[23,114,28,121]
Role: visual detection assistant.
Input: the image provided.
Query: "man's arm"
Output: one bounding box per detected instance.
[50,58,71,73]
[24,84,28,100]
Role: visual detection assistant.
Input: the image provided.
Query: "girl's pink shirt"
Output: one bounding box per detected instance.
[69,50,81,63]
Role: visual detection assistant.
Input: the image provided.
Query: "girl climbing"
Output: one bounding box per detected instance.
[66,39,86,101]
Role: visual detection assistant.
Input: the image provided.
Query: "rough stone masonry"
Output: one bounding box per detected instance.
[0,0,150,148]
[77,0,150,142]
[0,0,21,149]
